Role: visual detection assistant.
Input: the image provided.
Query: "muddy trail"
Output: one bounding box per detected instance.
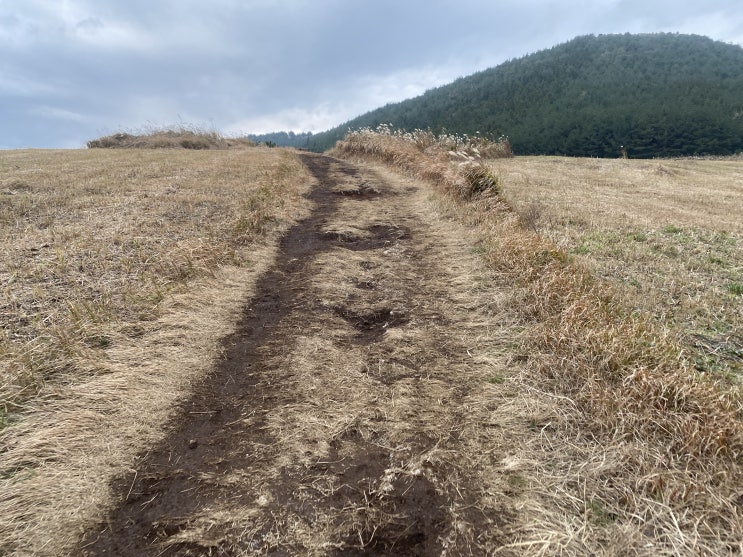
[82,154,524,556]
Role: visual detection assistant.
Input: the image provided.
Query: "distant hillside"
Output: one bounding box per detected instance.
[247,131,314,148]
[309,33,743,158]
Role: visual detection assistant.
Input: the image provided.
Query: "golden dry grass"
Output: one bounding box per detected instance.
[330,125,509,201]
[0,147,313,555]
[3,136,741,555]
[88,156,544,555]
[490,156,743,379]
[333,130,743,555]
[86,126,255,149]
[1,147,306,413]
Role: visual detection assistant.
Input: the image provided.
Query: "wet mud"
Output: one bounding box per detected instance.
[81,154,512,556]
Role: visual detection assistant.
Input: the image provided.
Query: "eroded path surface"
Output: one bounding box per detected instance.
[83,154,523,556]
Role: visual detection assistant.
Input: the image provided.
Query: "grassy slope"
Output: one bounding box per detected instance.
[0,148,305,412]
[1,140,741,554]
[491,156,743,380]
[332,129,743,554]
[0,147,313,554]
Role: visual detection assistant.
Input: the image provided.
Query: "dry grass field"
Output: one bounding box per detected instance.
[1,147,310,416]
[489,156,743,379]
[0,146,313,553]
[335,129,743,555]
[1,133,741,555]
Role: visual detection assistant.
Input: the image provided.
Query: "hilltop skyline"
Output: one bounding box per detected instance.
[2,0,743,148]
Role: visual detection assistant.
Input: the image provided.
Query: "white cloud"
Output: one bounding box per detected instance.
[0,1,157,51]
[69,18,154,51]
[223,64,463,135]
[354,66,463,108]
[29,105,89,122]
[224,105,345,135]
[0,12,41,47]
[0,70,55,96]
[673,11,743,45]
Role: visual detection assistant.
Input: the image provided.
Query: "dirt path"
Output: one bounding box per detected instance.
[82,154,527,556]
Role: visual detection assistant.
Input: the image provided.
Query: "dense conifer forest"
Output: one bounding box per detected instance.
[304,33,743,157]
[247,131,314,148]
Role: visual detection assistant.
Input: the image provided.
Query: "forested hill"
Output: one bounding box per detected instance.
[247,131,314,148]
[307,33,743,158]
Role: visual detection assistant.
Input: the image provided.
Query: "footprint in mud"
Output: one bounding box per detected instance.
[354,279,376,290]
[322,224,409,252]
[333,180,382,198]
[334,307,409,344]
[328,472,448,556]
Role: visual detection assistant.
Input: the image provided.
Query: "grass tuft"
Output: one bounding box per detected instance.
[330,125,511,204]
[87,124,255,150]
[461,162,501,197]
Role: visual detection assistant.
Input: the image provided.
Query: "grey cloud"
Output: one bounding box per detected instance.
[1,0,742,148]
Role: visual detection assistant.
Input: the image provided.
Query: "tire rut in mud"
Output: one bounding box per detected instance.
[81,154,508,556]
[80,155,367,555]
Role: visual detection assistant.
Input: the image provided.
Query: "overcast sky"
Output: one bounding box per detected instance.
[2,0,742,149]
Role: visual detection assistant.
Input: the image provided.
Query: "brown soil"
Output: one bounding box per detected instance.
[80,154,526,556]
